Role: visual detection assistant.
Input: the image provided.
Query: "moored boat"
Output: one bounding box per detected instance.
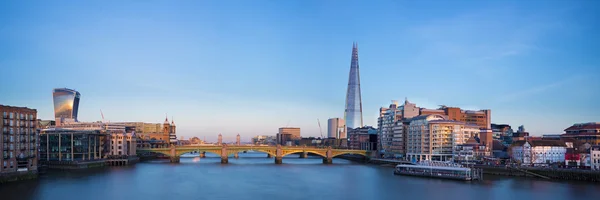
[394,161,482,181]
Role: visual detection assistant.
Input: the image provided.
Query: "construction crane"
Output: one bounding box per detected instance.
[317,118,324,138]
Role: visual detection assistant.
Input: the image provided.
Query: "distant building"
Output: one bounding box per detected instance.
[52,88,80,126]
[277,127,300,145]
[348,126,377,151]
[251,135,276,145]
[491,124,513,146]
[454,137,491,163]
[510,140,567,166]
[322,138,347,148]
[592,146,600,171]
[37,119,55,129]
[406,115,480,162]
[327,118,346,139]
[1,105,38,181]
[561,122,600,146]
[189,137,203,145]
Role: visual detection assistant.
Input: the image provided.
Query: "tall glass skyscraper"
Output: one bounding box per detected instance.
[344,43,363,129]
[53,88,81,123]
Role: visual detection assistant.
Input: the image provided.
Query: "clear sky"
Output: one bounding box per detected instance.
[1,0,599,142]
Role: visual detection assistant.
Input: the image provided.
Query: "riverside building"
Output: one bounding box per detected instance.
[1,105,38,182]
[406,115,480,162]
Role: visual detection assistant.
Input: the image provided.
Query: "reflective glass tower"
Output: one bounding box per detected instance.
[53,88,81,123]
[344,43,363,129]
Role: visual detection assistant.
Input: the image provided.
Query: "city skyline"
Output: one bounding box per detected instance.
[1,1,599,141]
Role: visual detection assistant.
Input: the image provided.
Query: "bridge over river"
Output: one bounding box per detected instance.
[137,144,370,164]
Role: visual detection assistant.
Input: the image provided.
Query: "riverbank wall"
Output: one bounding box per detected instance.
[0,170,38,183]
[474,165,600,182]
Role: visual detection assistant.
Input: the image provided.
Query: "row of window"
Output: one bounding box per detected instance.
[2,127,36,134]
[2,112,34,120]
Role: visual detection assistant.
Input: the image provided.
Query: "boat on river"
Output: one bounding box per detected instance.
[394,161,482,181]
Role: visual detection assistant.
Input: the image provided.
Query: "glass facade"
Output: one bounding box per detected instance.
[344,43,363,129]
[40,130,103,161]
[52,88,81,121]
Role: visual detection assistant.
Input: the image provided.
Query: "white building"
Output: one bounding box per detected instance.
[592,146,600,170]
[110,132,137,157]
[327,118,346,139]
[406,114,479,162]
[511,140,567,166]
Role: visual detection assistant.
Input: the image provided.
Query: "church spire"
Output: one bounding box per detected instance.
[164,113,169,124]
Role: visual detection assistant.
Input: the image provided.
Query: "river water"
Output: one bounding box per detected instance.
[1,152,599,200]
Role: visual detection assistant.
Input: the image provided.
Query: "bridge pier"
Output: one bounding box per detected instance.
[234,153,239,159]
[200,152,206,158]
[221,157,229,164]
[322,157,332,164]
[275,157,283,164]
[170,156,180,163]
[299,152,307,158]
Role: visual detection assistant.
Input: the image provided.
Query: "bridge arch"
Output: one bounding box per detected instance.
[176,149,222,157]
[281,150,326,158]
[331,152,368,158]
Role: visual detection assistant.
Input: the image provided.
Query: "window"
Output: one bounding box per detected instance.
[9,112,13,118]
[118,146,122,149]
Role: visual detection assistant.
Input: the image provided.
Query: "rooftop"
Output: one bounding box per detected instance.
[564,122,600,132]
[512,140,567,147]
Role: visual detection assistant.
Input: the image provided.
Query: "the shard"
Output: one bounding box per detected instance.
[344,42,363,129]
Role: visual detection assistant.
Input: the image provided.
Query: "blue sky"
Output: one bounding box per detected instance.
[1,0,599,142]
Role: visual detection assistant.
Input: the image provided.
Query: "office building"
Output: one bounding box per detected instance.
[561,122,600,146]
[52,88,80,125]
[53,122,137,158]
[348,126,377,150]
[344,42,363,130]
[40,128,107,162]
[420,106,491,130]
[277,127,300,145]
[1,105,38,181]
[377,99,420,158]
[406,115,480,162]
[327,118,346,139]
[376,99,492,159]
[377,101,403,158]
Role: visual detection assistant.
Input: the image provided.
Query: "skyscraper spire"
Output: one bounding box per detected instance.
[344,42,363,129]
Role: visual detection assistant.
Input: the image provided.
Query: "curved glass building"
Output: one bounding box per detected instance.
[53,88,81,122]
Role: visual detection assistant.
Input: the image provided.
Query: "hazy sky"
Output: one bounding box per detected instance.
[1,0,599,142]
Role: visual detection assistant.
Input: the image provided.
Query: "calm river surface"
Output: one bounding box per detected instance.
[1,152,599,200]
